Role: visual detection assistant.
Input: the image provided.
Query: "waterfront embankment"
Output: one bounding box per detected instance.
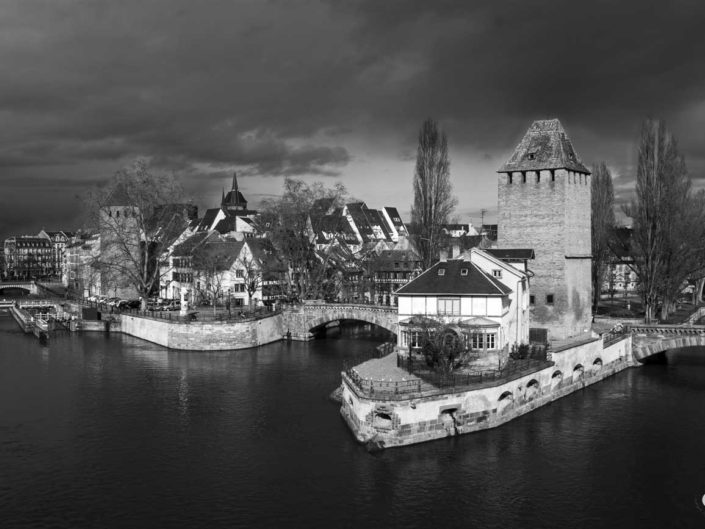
[341,335,634,448]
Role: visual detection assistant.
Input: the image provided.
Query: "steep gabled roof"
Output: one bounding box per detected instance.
[196,208,221,231]
[396,259,512,296]
[195,240,245,270]
[499,119,590,174]
[347,202,375,242]
[213,217,237,234]
[172,231,221,257]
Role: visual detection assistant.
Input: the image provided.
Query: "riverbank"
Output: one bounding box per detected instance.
[5,300,287,351]
[341,335,634,448]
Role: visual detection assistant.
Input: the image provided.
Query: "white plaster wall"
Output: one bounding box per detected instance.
[398,297,411,314]
[411,297,426,315]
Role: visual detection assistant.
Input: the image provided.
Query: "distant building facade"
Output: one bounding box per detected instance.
[37,230,74,280]
[3,236,53,280]
[65,231,101,297]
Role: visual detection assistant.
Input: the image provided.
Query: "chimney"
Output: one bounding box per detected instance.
[439,250,448,262]
[451,241,460,259]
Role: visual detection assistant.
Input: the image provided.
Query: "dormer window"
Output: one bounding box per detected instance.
[438,269,445,276]
[527,152,536,160]
[492,269,502,278]
[460,268,468,276]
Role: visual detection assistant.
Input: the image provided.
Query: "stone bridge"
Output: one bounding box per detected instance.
[282,302,398,340]
[0,282,38,295]
[628,324,705,361]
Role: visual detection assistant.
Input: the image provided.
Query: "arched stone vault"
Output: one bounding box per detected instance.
[283,303,398,337]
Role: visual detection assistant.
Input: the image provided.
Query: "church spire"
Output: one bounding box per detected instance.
[232,171,239,192]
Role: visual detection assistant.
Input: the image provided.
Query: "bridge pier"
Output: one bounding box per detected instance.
[288,331,315,342]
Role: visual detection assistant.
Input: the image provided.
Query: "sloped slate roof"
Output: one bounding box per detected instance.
[172,232,214,256]
[196,208,221,231]
[396,259,512,296]
[213,217,237,234]
[196,240,245,270]
[347,202,375,242]
[486,248,535,260]
[499,119,590,174]
[223,189,247,207]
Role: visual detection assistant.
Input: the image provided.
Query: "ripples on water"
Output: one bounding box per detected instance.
[2,314,705,528]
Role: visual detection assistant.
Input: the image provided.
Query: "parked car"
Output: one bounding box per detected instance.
[106,297,121,307]
[86,294,99,302]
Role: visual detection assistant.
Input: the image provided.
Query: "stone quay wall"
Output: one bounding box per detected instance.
[116,313,284,351]
[79,315,286,351]
[341,335,633,448]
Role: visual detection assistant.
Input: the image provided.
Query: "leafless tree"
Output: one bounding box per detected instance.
[192,247,231,316]
[84,160,189,299]
[591,162,615,312]
[237,254,262,310]
[258,177,348,300]
[411,118,457,269]
[623,119,705,322]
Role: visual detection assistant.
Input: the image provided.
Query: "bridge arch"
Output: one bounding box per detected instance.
[292,303,399,337]
[0,285,31,295]
[307,315,397,335]
[633,335,705,362]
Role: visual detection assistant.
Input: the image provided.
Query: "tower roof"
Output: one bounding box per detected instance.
[222,171,247,209]
[498,119,590,174]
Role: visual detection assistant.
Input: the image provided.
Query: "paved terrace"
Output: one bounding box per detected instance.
[345,353,553,401]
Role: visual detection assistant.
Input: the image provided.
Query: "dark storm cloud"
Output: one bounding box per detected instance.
[336,1,705,145]
[2,0,705,237]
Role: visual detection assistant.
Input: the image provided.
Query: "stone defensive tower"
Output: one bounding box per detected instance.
[498,119,592,340]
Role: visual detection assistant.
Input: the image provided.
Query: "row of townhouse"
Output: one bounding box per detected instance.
[158,230,286,307]
[4,172,419,306]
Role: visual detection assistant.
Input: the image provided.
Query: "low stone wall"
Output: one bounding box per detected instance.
[117,313,284,351]
[341,335,634,448]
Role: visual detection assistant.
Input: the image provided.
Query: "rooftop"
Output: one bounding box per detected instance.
[396,258,512,296]
[499,119,590,174]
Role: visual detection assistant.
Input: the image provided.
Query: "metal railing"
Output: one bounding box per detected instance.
[626,323,705,336]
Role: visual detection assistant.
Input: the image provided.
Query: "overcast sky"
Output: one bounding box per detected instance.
[2,0,705,239]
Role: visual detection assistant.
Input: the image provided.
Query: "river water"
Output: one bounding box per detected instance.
[2,313,705,528]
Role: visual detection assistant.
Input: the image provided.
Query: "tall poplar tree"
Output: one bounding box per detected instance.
[623,119,705,322]
[411,118,457,269]
[591,162,615,312]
